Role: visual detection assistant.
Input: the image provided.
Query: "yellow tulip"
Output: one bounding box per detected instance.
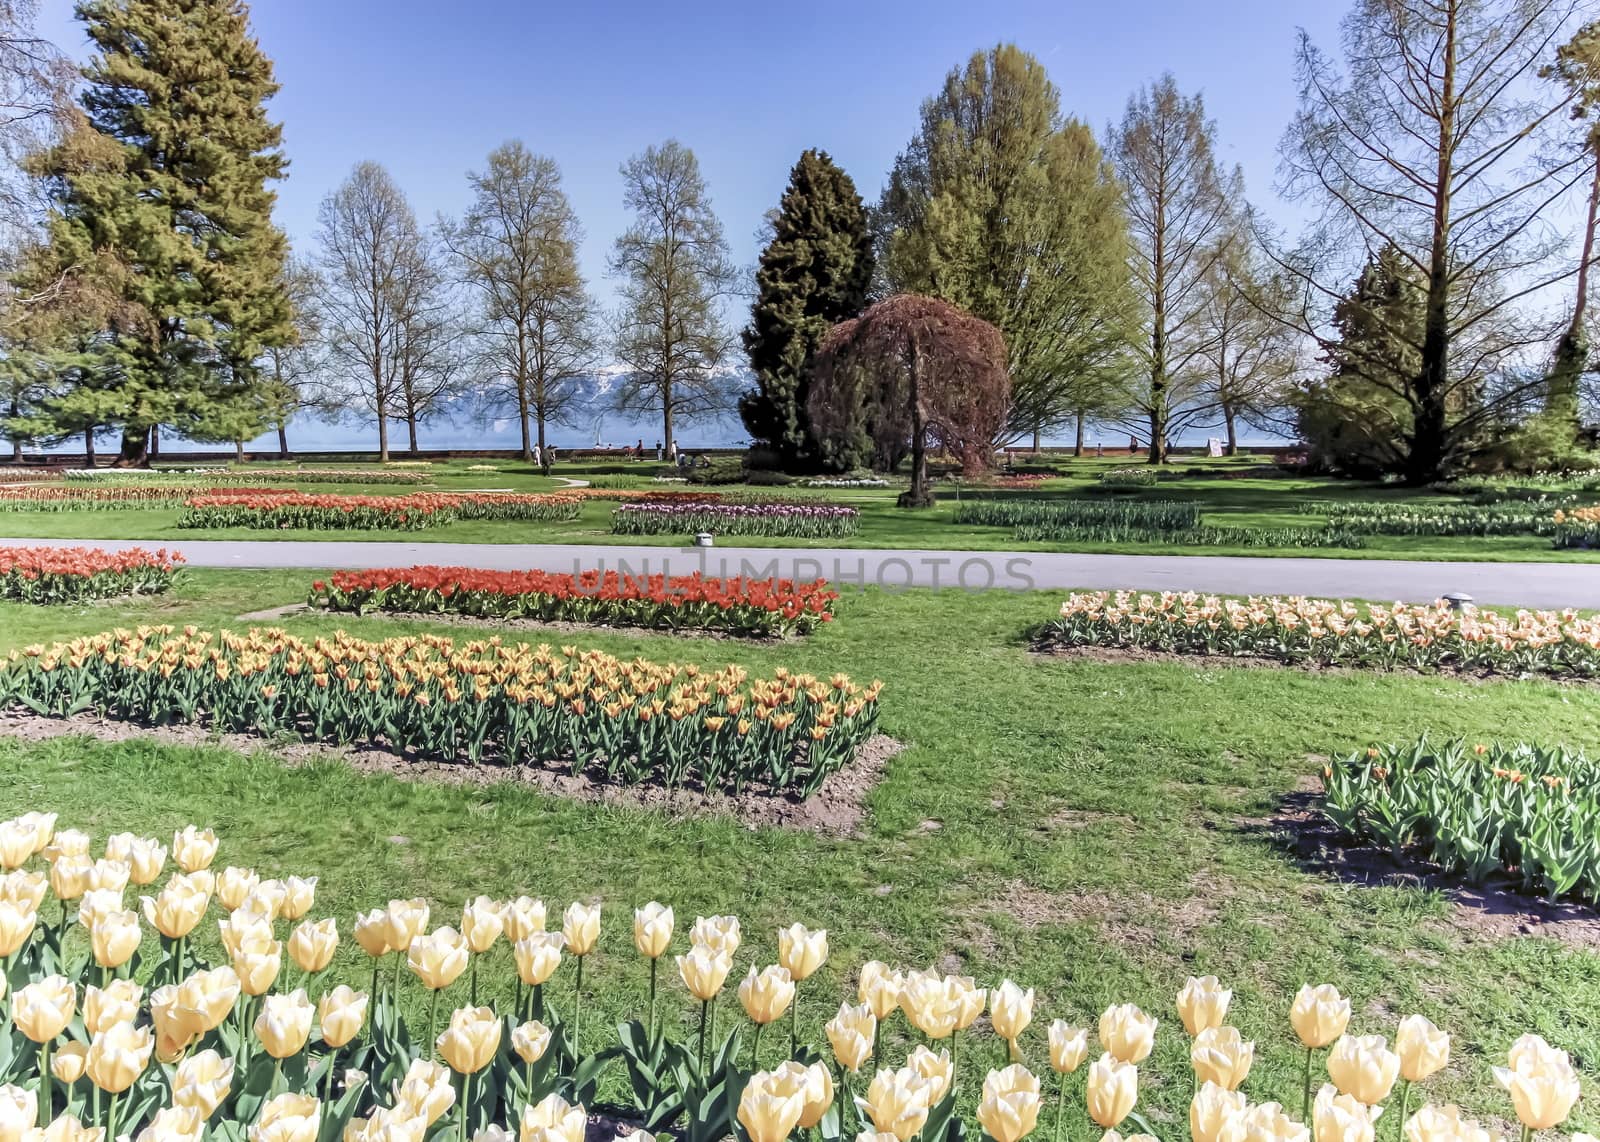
[1177,976,1232,1037]
[1048,1021,1089,1074]
[354,909,392,959]
[173,966,241,1036]
[255,988,315,1059]
[141,876,210,939]
[790,1060,835,1129]
[952,976,987,1032]
[777,923,828,982]
[437,1005,501,1074]
[318,986,369,1049]
[633,902,674,959]
[33,1114,105,1142]
[102,832,136,865]
[899,969,960,1040]
[1403,1104,1492,1142]
[215,867,259,912]
[518,1093,585,1142]
[243,880,287,922]
[1290,984,1351,1050]
[171,827,218,873]
[89,910,141,969]
[86,860,129,895]
[499,897,546,942]
[248,1093,320,1142]
[135,1105,204,1142]
[825,1002,876,1072]
[76,888,123,930]
[288,918,339,973]
[384,898,430,951]
[1327,1035,1401,1107]
[219,910,274,959]
[280,877,317,922]
[1190,1082,1248,1142]
[1086,1053,1138,1129]
[858,961,903,1020]
[173,1049,234,1117]
[907,1046,953,1105]
[49,856,92,902]
[1314,1084,1381,1142]
[976,1064,1043,1142]
[688,914,741,958]
[461,896,504,954]
[231,936,283,998]
[1396,1015,1450,1084]
[86,1020,154,1093]
[1494,1042,1581,1131]
[13,975,75,1042]
[0,870,46,910]
[739,965,796,1025]
[1,1082,37,1137]
[513,933,564,986]
[990,980,1035,1054]
[394,1059,456,1126]
[125,838,166,887]
[51,1041,89,1084]
[677,944,732,1002]
[43,829,90,864]
[0,820,36,869]
[512,1020,552,1064]
[561,901,600,956]
[345,1106,425,1142]
[408,927,469,990]
[1220,1101,1309,1142]
[1191,1025,1255,1091]
[0,900,36,957]
[863,1065,932,1142]
[83,980,143,1037]
[738,1068,807,1142]
[1098,1004,1157,1064]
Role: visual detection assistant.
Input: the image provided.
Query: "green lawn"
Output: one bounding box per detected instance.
[0,455,1594,562]
[1,572,1595,1132]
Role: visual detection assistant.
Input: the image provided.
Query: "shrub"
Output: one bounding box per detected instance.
[685,458,749,485]
[1322,738,1600,902]
[1037,590,1600,678]
[1097,467,1159,489]
[612,501,860,539]
[309,567,838,637]
[0,627,882,793]
[176,492,582,530]
[0,545,182,603]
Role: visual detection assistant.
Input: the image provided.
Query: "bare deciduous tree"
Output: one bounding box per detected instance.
[1198,230,1302,453]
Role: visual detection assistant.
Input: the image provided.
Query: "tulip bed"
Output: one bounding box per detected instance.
[1551,507,1600,549]
[307,568,838,638]
[1309,502,1566,538]
[0,810,1582,1142]
[175,494,583,531]
[0,628,881,794]
[0,487,291,512]
[1322,738,1600,903]
[611,502,860,539]
[63,469,436,486]
[955,499,1362,548]
[1037,591,1600,678]
[0,547,183,605]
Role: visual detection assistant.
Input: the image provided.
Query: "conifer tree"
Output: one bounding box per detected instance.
[739,149,873,470]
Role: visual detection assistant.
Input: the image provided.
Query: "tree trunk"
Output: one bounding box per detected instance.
[1411,0,1458,487]
[1546,146,1600,436]
[1224,408,1238,456]
[518,384,533,463]
[277,422,290,461]
[84,428,96,468]
[1031,428,1040,453]
[377,402,390,464]
[149,424,160,459]
[115,427,150,468]
[662,398,674,456]
[407,415,419,455]
[235,440,246,463]
[1074,412,1085,457]
[897,341,936,508]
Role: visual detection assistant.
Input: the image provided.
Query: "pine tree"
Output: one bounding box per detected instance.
[739,149,873,470]
[34,0,290,465]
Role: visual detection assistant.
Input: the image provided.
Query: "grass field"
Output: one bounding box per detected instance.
[2,571,1596,1131]
[0,454,1595,562]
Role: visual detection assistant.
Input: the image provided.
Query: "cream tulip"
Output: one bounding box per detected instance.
[0,901,36,958]
[518,1093,585,1142]
[794,1060,836,1129]
[1191,1026,1255,1091]
[437,1005,501,1074]
[353,909,392,959]
[243,880,287,922]
[976,1064,1043,1142]
[140,876,209,940]
[0,1083,35,1142]
[858,961,903,1020]
[86,859,129,895]
[13,976,75,1042]
[863,1066,933,1142]
[1403,1104,1492,1142]
[0,870,45,910]
[461,896,504,954]
[512,1020,553,1064]
[76,889,122,928]
[51,1041,88,1084]
[85,1020,154,1093]
[171,827,218,873]
[280,877,317,922]
[677,944,732,1002]
[499,897,546,942]
[43,829,90,864]
[215,867,259,912]
[33,1114,105,1142]
[89,910,140,969]
[384,898,431,952]
[83,980,142,1037]
[49,856,91,902]
[394,1059,456,1126]
[1218,1101,1309,1142]
[218,910,274,959]
[688,914,741,957]
[248,1093,320,1142]
[288,918,338,973]
[124,838,166,887]
[1314,1084,1382,1142]
[907,1046,954,1106]
[952,976,987,1031]
[737,1069,807,1142]
[173,966,241,1037]
[739,965,796,1025]
[1191,1082,1249,1142]
[408,927,469,990]
[990,980,1035,1053]
[1290,984,1351,1050]
[1327,1035,1401,1107]
[255,989,315,1058]
[135,1105,204,1142]
[561,901,600,956]
[826,1002,876,1072]
[633,902,674,959]
[1099,1004,1157,1064]
[318,986,369,1049]
[173,1050,234,1117]
[1086,1054,1138,1130]
[513,932,564,986]
[231,936,283,997]
[1177,976,1233,1037]
[1396,1015,1450,1084]
[777,923,828,982]
[1494,1053,1581,1130]
[1049,1021,1090,1074]
[899,969,960,1040]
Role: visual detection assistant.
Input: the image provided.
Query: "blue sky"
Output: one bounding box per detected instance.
[36,0,1345,310]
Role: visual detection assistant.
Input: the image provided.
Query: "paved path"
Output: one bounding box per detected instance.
[7,536,1596,608]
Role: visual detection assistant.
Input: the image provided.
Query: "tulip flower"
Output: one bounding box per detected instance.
[409,927,469,990]
[394,1058,456,1126]
[1314,1084,1381,1142]
[1191,1025,1255,1091]
[13,975,75,1042]
[513,1020,552,1064]
[519,1093,585,1142]
[280,877,317,922]
[1177,976,1232,1037]
[76,890,122,931]
[124,838,166,886]
[1223,1101,1310,1142]
[778,923,828,981]
[1404,1104,1492,1142]
[740,965,796,1025]
[249,1093,320,1142]
[52,1041,88,1084]
[793,1060,836,1129]
[0,1084,35,1141]
[561,901,600,1051]
[863,1066,933,1142]
[977,1064,1043,1142]
[49,856,91,903]
[231,932,283,998]
[1190,1082,1248,1142]
[1493,1036,1581,1132]
[826,1001,876,1073]
[1327,1035,1401,1107]
[991,980,1035,1061]
[0,900,36,958]
[0,821,35,869]
[89,910,140,969]
[86,860,129,895]
[173,1050,234,1118]
[689,913,741,957]
[288,917,338,974]
[900,969,960,1040]
[141,875,209,940]
[171,827,218,873]
[135,1105,204,1142]
[33,1115,103,1142]
[385,897,431,952]
[255,988,315,1059]
[907,1045,954,1105]
[0,870,44,910]
[1048,1021,1089,1074]
[633,901,673,1033]
[173,966,241,1037]
[1396,1015,1450,1084]
[1291,984,1352,1119]
[318,985,368,1049]
[858,960,903,1021]
[43,829,90,864]
[952,976,987,1033]
[514,932,564,990]
[1085,1053,1137,1130]
[437,1005,501,1074]
[1098,1004,1157,1064]
[499,896,546,941]
[678,943,733,1067]
[215,867,259,912]
[738,1068,807,1142]
[462,896,503,953]
[86,1020,155,1098]
[83,980,142,1037]
[354,909,392,960]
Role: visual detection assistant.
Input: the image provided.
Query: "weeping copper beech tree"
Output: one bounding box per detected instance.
[808,294,1009,508]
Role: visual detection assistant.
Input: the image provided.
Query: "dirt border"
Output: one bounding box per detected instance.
[0,709,900,837]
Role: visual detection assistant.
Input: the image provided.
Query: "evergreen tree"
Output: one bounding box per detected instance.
[739,149,873,470]
[33,0,290,465]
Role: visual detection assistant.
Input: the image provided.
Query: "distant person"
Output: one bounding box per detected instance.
[1095,442,1104,458]
[636,439,644,460]
[547,444,558,466]
[655,440,662,461]
[668,441,678,464]
[531,443,541,468]
[1129,435,1139,454]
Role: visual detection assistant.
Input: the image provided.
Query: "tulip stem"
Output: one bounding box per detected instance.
[272,1058,283,1096]
[753,1021,764,1069]
[393,952,404,1004]
[648,957,659,1040]
[872,1019,881,1074]
[699,999,710,1072]
[573,955,584,1059]
[459,1070,472,1142]
[323,1055,337,1108]
[428,989,441,1059]
[38,1041,51,1126]
[1054,1075,1068,1142]
[951,1031,959,1084]
[1301,1047,1314,1124]
[370,964,380,1010]
[105,1091,119,1141]
[790,987,800,1057]
[1396,1079,1410,1142]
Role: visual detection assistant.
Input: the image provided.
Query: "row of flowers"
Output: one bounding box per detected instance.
[611,503,860,540]
[0,813,1580,1142]
[1038,592,1600,679]
[175,494,583,531]
[0,547,183,606]
[1311,502,1565,538]
[0,487,290,512]
[1551,508,1600,550]
[307,568,838,639]
[62,469,436,487]
[0,627,881,796]
[954,501,1360,549]
[1322,738,1600,903]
